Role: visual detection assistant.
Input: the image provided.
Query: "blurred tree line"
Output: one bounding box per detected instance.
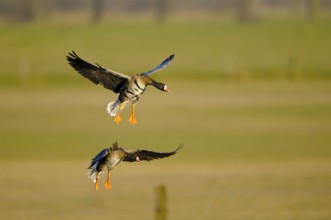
[0,0,330,23]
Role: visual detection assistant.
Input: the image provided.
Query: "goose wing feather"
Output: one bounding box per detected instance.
[122,144,183,162]
[67,51,130,93]
[88,148,110,169]
[141,54,174,76]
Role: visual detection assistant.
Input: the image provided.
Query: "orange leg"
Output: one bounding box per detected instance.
[95,173,100,191]
[128,104,138,125]
[104,171,112,190]
[114,104,122,124]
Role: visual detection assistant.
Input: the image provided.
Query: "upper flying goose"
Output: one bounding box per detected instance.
[88,141,183,191]
[66,51,174,125]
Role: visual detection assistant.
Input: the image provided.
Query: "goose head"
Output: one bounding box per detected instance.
[150,80,170,93]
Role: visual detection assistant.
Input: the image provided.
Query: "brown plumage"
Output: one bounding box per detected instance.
[88,142,183,191]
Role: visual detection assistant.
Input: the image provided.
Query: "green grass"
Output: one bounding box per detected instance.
[2,78,331,220]
[0,19,331,86]
[1,161,331,219]
[1,81,331,162]
[1,19,331,219]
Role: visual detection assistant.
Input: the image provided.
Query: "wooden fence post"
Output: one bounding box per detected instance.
[155,184,167,220]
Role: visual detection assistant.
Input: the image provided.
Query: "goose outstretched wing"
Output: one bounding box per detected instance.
[141,54,175,77]
[67,51,130,93]
[88,148,110,169]
[122,144,183,162]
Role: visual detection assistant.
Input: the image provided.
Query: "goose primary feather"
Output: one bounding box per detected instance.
[67,51,174,125]
[87,141,183,191]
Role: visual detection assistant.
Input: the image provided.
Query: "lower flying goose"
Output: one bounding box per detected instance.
[66,51,174,125]
[88,142,183,191]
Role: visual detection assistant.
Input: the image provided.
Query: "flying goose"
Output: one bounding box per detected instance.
[88,142,183,191]
[66,51,174,125]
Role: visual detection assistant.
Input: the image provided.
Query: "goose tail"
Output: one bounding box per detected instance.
[107,100,127,117]
[88,170,103,183]
[107,100,121,117]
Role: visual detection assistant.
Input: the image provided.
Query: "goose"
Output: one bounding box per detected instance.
[88,141,183,191]
[66,51,174,125]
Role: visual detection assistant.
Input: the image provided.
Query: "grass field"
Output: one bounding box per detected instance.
[1,81,331,219]
[1,19,331,219]
[1,18,331,85]
[1,161,331,219]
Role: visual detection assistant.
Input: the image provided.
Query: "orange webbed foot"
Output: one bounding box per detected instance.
[114,114,122,124]
[113,104,122,124]
[128,104,138,125]
[128,114,138,125]
[104,181,112,190]
[104,172,112,190]
[95,179,100,191]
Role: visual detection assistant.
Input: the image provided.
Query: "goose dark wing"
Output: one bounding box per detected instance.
[88,148,110,169]
[67,51,130,93]
[141,54,175,76]
[122,144,183,162]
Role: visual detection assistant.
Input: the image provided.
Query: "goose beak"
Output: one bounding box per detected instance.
[163,85,170,93]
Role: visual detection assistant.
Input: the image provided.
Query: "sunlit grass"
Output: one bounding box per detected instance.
[1,19,331,86]
[1,19,331,219]
[1,81,331,162]
[1,161,331,220]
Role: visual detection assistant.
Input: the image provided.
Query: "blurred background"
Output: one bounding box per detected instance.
[1,0,331,219]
